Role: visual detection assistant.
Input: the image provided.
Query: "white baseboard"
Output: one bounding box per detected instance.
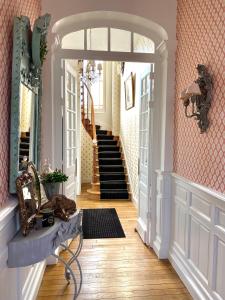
[23,261,46,300]
[136,217,147,243]
[153,236,161,258]
[132,195,138,208]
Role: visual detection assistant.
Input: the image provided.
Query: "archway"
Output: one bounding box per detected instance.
[42,10,174,257]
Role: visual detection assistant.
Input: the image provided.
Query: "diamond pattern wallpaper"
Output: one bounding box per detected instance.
[81,124,93,183]
[174,0,225,193]
[0,0,41,205]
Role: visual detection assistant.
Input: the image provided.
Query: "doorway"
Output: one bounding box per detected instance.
[61,58,154,246]
[44,11,171,251]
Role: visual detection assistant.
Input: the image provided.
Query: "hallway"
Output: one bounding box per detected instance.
[37,185,192,300]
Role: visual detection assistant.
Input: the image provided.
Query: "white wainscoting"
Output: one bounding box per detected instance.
[0,198,46,300]
[153,170,172,258]
[169,174,225,300]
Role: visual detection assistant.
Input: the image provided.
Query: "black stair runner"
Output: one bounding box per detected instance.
[97,128,129,200]
[19,132,30,162]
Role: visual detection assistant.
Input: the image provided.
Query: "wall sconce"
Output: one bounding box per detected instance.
[180,64,212,133]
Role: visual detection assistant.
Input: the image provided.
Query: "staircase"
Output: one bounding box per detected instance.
[96,127,130,200]
[80,63,131,201]
[19,132,30,163]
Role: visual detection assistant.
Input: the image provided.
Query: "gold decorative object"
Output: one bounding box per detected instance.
[16,171,37,236]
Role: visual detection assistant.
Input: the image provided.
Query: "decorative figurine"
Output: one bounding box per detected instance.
[41,194,77,221]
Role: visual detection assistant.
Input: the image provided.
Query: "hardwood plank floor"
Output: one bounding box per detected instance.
[37,185,192,300]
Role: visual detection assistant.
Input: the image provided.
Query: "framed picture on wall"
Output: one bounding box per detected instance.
[124,73,135,110]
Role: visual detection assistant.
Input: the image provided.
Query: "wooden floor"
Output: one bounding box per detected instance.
[37,185,192,300]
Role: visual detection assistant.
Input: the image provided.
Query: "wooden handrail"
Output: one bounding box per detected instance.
[81,81,97,141]
[81,80,98,184]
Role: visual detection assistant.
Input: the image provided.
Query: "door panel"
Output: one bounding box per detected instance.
[138,64,154,245]
[63,61,77,199]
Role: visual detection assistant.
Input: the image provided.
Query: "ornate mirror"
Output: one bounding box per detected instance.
[27,161,42,212]
[16,171,37,236]
[9,14,51,193]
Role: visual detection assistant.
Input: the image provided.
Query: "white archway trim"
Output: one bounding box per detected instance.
[52,11,168,47]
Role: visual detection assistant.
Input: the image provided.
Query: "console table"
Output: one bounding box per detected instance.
[8,210,83,299]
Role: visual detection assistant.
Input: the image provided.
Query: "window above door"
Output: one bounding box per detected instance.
[61,27,155,54]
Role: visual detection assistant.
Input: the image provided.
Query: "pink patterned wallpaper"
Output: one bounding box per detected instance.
[174,0,225,193]
[0,0,41,205]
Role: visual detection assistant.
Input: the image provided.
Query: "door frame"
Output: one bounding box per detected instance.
[42,12,174,254]
[62,60,81,197]
[52,48,161,247]
[136,64,156,247]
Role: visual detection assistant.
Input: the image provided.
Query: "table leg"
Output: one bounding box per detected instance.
[52,253,78,300]
[60,233,83,296]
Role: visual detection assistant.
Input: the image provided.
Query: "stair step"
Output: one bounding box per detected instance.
[99,165,124,173]
[20,137,30,143]
[98,152,121,158]
[97,135,114,140]
[20,142,29,148]
[98,140,118,146]
[96,130,107,135]
[98,159,123,165]
[100,181,127,189]
[100,190,129,199]
[20,149,29,155]
[98,146,120,152]
[100,173,125,181]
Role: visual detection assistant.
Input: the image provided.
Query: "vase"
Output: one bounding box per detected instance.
[42,182,60,200]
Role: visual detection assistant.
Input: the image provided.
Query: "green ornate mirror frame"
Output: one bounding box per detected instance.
[9,14,51,193]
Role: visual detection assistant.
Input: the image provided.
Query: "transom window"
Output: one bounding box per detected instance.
[61,27,155,54]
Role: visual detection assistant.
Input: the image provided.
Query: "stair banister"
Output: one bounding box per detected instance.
[81,80,97,141]
[81,80,98,184]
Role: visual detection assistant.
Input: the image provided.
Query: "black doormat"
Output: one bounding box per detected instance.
[82,208,126,239]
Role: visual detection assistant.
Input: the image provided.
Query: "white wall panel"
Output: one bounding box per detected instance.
[216,208,225,230]
[198,225,210,280]
[153,171,172,258]
[215,239,225,299]
[0,200,45,300]
[169,174,225,300]
[189,217,200,267]
[191,194,211,221]
[174,202,186,254]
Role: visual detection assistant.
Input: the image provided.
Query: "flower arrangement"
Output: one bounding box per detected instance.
[41,169,68,183]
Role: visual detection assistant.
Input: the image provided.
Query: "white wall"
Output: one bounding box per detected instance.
[0,199,45,300]
[95,61,112,131]
[111,62,121,136]
[120,62,149,204]
[42,0,176,45]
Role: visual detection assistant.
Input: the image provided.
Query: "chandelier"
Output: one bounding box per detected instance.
[78,60,102,83]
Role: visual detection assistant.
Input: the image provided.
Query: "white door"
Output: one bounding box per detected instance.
[137,64,154,245]
[62,61,78,199]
